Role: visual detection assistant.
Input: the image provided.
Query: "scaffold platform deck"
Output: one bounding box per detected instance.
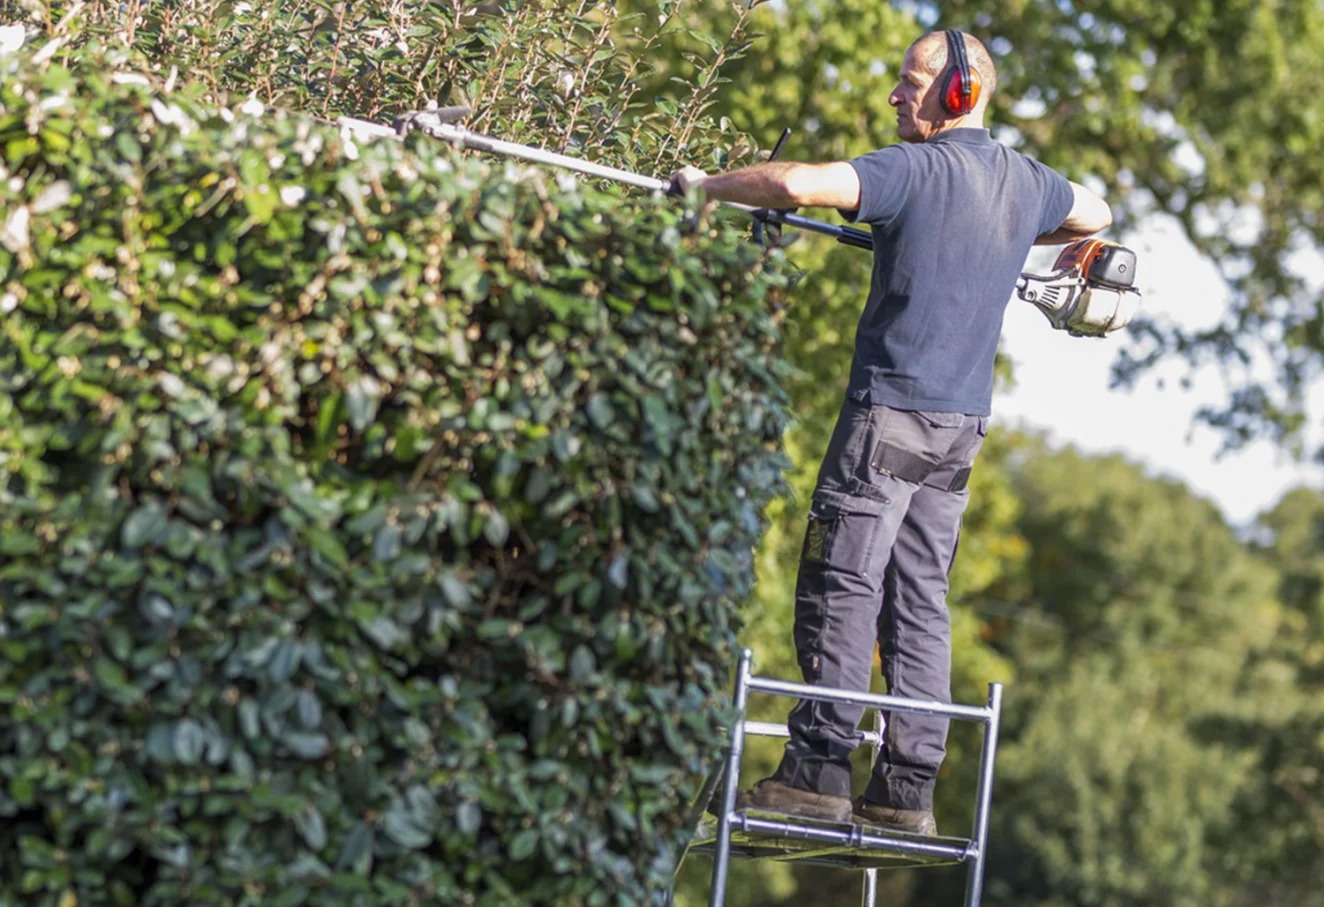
[690,807,970,870]
[677,649,1003,907]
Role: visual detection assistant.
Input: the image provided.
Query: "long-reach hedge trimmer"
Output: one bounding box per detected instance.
[338,107,1140,338]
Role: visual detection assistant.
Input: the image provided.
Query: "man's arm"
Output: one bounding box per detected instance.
[673,161,862,210]
[1034,181,1113,245]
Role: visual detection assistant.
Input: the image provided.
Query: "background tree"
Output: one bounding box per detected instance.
[1203,488,1324,904]
[960,443,1285,907]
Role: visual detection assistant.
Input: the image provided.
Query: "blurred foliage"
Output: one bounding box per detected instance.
[971,444,1284,907]
[1205,489,1324,905]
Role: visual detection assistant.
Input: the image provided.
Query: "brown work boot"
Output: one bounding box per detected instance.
[851,796,938,835]
[728,779,853,823]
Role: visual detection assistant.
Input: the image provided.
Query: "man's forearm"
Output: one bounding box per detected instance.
[694,162,802,208]
[1034,225,1101,245]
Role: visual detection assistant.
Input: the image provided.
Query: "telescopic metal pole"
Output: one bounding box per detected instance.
[336,110,876,252]
[341,112,672,192]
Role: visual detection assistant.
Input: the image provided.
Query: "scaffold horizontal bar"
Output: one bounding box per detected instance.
[747,676,994,723]
[743,720,883,747]
[735,814,974,862]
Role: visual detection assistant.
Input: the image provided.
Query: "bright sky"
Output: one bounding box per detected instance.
[995,216,1321,527]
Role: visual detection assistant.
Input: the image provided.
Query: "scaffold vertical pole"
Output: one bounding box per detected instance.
[708,648,754,907]
[861,708,884,907]
[963,683,1003,907]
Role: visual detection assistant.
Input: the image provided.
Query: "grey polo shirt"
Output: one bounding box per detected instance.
[841,128,1073,415]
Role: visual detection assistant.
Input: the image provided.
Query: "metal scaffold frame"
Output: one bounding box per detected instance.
[685,649,1004,907]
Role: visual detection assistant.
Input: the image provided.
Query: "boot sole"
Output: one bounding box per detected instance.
[852,814,937,836]
[737,799,852,823]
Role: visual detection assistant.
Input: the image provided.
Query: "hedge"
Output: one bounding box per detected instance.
[0,43,791,907]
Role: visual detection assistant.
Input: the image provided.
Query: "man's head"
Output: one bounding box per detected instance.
[889,30,998,142]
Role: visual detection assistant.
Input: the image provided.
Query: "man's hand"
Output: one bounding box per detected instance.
[669,166,708,196]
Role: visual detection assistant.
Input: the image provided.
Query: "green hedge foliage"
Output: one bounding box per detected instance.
[0,45,791,907]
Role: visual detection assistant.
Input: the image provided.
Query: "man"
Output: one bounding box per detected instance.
[674,30,1112,834]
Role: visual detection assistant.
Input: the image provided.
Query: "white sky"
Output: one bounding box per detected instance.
[995,216,1322,527]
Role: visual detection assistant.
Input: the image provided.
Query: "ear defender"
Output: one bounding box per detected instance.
[940,29,981,116]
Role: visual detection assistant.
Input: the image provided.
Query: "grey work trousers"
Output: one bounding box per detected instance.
[772,399,986,811]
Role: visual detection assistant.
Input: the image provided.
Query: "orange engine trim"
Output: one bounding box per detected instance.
[1052,238,1120,281]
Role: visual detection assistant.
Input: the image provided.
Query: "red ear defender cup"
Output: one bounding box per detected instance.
[940,29,981,116]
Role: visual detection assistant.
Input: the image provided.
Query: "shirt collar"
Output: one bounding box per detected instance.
[927,128,992,145]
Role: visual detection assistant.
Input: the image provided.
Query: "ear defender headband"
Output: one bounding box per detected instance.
[940,29,982,116]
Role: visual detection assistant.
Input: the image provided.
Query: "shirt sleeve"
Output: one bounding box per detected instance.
[1030,158,1075,235]
[840,145,912,225]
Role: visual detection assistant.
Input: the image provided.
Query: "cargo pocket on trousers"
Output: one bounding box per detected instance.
[945,416,988,493]
[795,488,889,676]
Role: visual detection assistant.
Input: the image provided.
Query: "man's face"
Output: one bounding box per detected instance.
[888,47,945,143]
